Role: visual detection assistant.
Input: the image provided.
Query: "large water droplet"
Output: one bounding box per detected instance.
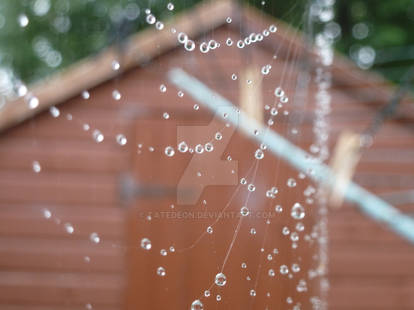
[215,272,227,286]
[18,14,29,27]
[112,90,121,100]
[64,223,74,234]
[90,232,100,244]
[255,149,264,159]
[116,134,127,146]
[280,265,289,275]
[157,266,166,276]
[141,238,151,250]
[27,96,39,109]
[167,3,175,11]
[92,130,104,143]
[81,90,90,99]
[165,146,175,157]
[49,106,60,118]
[240,206,250,216]
[291,203,305,220]
[191,299,203,310]
[32,161,41,173]
[287,178,297,187]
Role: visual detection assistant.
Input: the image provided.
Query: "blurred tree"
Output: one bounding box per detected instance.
[0,0,413,89]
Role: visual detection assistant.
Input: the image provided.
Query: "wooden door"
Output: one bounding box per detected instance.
[124,105,319,309]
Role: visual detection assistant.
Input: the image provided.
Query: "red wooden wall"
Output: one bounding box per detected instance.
[0,23,412,310]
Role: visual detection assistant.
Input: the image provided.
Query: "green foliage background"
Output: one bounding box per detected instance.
[1,0,413,85]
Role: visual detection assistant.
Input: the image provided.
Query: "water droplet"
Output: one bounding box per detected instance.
[261,64,272,75]
[250,228,256,235]
[190,299,203,310]
[64,223,74,234]
[112,90,121,100]
[275,205,283,213]
[204,290,210,297]
[141,238,151,250]
[90,232,100,243]
[155,21,164,30]
[268,269,275,277]
[216,295,221,301]
[199,42,209,53]
[165,146,175,157]
[269,24,277,32]
[204,143,213,152]
[207,226,213,234]
[163,112,170,119]
[160,249,167,256]
[250,289,256,297]
[111,60,120,71]
[292,263,300,273]
[177,91,184,97]
[195,144,204,154]
[226,17,232,23]
[193,104,199,110]
[157,266,166,276]
[290,232,299,242]
[177,32,188,44]
[167,2,175,11]
[215,272,227,286]
[280,265,289,275]
[274,87,284,98]
[255,149,264,160]
[231,74,238,80]
[237,40,245,48]
[18,14,29,27]
[184,40,195,51]
[116,134,127,146]
[241,262,247,268]
[240,178,247,185]
[215,132,222,140]
[32,161,41,173]
[177,141,188,153]
[92,130,104,143]
[247,184,256,192]
[169,246,175,252]
[208,40,218,49]
[42,208,51,219]
[17,84,28,97]
[81,90,90,99]
[146,14,156,24]
[296,222,305,231]
[296,279,307,292]
[287,178,297,187]
[27,96,39,109]
[282,226,290,235]
[49,106,60,118]
[291,203,305,220]
[240,206,250,216]
[226,38,233,46]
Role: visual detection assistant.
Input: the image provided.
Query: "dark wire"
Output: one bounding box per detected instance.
[363,65,414,137]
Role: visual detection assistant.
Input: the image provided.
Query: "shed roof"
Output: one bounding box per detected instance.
[1,0,414,133]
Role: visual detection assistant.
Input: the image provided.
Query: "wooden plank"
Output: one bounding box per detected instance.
[0,306,118,310]
[0,140,128,173]
[0,171,118,206]
[0,205,124,239]
[0,237,124,272]
[330,244,414,276]
[329,277,414,309]
[0,271,124,305]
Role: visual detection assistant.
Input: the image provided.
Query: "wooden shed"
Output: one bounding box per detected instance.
[0,0,413,309]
